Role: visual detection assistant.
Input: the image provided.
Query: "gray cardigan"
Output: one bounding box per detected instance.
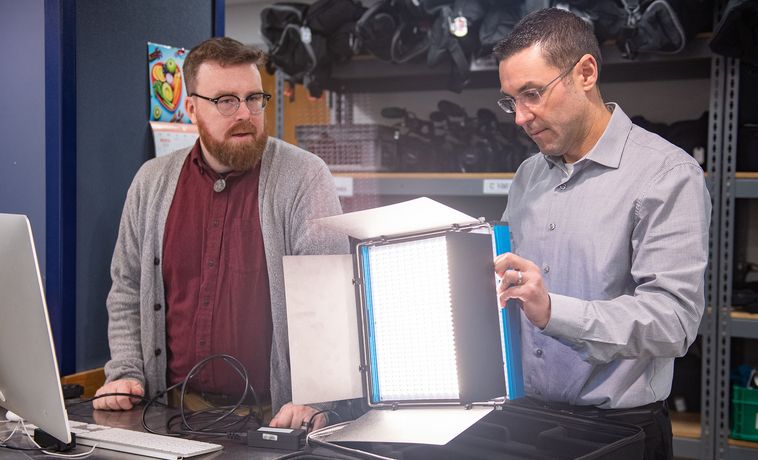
[103,137,348,412]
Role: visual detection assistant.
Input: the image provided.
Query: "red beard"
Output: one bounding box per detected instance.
[198,120,269,172]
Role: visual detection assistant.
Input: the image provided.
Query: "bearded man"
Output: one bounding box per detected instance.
[94,37,347,430]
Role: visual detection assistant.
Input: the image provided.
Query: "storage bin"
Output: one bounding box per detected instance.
[731,385,758,441]
[295,124,398,172]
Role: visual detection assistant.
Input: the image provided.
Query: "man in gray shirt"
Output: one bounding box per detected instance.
[493,8,710,459]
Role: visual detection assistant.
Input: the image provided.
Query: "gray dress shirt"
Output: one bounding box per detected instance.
[503,104,711,409]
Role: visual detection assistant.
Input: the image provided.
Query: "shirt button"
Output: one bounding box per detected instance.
[203,297,210,306]
[153,303,162,311]
[535,349,543,357]
[154,348,162,356]
[153,257,160,266]
[208,260,215,268]
[559,184,567,191]
[549,223,556,231]
[212,219,219,227]
[543,265,550,273]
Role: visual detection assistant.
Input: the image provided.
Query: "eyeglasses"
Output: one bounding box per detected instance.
[497,58,580,114]
[191,92,271,116]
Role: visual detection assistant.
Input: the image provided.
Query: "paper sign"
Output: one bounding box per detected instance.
[483,179,512,195]
[150,121,198,157]
[333,176,354,197]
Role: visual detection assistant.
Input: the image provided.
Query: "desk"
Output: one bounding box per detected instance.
[0,403,291,459]
[2,401,647,459]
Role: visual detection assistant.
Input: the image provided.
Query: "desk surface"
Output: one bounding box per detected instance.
[1,403,295,459]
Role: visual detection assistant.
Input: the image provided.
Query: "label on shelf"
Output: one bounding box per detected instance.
[483,179,512,195]
[333,176,354,197]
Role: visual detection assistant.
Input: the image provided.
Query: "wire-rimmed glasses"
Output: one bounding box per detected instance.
[497,58,581,114]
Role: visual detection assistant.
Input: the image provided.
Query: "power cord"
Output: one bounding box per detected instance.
[306,422,393,460]
[142,353,263,437]
[302,409,341,433]
[69,353,263,440]
[0,420,96,458]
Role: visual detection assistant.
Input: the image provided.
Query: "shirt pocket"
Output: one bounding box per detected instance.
[226,217,264,274]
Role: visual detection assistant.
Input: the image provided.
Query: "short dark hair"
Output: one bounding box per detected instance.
[493,8,602,73]
[183,37,267,93]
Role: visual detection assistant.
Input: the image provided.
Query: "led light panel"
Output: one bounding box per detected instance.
[359,231,508,406]
[366,237,459,401]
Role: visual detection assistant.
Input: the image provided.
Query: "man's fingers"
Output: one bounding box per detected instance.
[270,403,294,428]
[494,252,529,278]
[93,380,143,411]
[271,404,327,429]
[311,414,326,430]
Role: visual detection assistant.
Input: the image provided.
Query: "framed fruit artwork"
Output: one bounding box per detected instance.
[148,42,189,123]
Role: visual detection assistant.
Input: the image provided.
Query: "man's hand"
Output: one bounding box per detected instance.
[269,403,326,430]
[494,252,551,329]
[93,379,144,411]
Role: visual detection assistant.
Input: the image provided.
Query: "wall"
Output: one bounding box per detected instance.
[73,0,215,371]
[0,0,47,271]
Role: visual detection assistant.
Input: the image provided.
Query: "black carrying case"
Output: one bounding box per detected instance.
[289,402,645,459]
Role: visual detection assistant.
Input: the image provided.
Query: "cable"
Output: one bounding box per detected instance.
[139,353,262,439]
[306,422,394,460]
[0,421,20,444]
[66,354,262,443]
[0,421,97,458]
[304,409,341,433]
[72,392,152,406]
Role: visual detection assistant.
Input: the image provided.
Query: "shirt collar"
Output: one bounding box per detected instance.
[542,103,632,170]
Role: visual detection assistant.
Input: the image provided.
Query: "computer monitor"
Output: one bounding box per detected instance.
[0,213,71,444]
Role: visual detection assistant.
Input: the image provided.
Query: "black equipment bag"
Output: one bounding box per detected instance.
[354,0,433,63]
[306,0,365,64]
[425,0,490,92]
[480,1,556,58]
[478,2,525,58]
[710,0,758,63]
[260,0,364,98]
[260,3,311,77]
[560,0,712,60]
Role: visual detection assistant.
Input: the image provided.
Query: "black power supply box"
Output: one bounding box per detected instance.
[248,427,306,450]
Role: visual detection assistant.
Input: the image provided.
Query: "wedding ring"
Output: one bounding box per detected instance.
[517,270,523,286]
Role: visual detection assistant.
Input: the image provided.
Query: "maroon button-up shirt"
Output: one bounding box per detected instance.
[163,141,272,399]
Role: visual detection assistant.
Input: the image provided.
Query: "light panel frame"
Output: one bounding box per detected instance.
[354,223,520,408]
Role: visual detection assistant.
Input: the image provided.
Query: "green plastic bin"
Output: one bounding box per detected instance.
[731,385,758,441]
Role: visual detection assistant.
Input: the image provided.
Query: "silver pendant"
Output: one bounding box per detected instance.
[213,178,226,193]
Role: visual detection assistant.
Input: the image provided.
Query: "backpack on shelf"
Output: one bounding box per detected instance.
[260,0,364,98]
[353,0,433,64]
[424,0,490,92]
[710,0,758,63]
[558,0,713,60]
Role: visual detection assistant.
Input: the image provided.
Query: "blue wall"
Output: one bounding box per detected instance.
[73,0,216,371]
[0,0,47,271]
[1,0,218,373]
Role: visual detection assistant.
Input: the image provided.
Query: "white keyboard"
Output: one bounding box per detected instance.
[67,420,223,459]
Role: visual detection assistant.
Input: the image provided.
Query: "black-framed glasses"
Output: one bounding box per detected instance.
[497,58,581,114]
[191,92,271,116]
